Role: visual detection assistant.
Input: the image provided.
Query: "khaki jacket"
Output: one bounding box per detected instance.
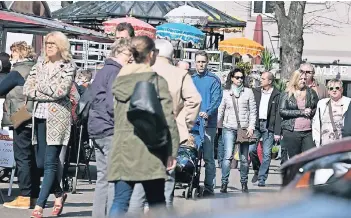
[152,58,201,142]
[108,63,179,181]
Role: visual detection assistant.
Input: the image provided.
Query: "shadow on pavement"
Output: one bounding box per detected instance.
[65,202,93,207]
[60,210,92,217]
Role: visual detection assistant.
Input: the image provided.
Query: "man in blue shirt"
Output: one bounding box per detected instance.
[191,51,223,196]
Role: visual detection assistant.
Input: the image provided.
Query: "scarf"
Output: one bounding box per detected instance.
[232,84,244,97]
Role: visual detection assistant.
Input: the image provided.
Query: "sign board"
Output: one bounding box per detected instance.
[0,129,14,168]
[314,65,351,80]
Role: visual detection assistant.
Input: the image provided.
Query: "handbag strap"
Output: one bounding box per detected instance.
[328,100,340,140]
[150,74,160,99]
[231,94,242,128]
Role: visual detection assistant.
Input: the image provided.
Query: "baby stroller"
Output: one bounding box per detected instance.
[175,117,206,200]
[62,84,95,193]
[62,123,94,194]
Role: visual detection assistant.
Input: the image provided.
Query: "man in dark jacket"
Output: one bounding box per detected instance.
[89,38,133,218]
[249,71,281,187]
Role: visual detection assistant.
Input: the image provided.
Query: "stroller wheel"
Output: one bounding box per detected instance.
[184,187,190,199]
[71,177,77,194]
[198,186,204,197]
[192,188,198,200]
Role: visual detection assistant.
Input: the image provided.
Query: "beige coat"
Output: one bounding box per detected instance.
[23,60,76,146]
[152,57,202,142]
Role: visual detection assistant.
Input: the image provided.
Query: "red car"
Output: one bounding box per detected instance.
[280,137,351,189]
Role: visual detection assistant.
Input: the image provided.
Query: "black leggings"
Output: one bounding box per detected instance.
[282,130,316,158]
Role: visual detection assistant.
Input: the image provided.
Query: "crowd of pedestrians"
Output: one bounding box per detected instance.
[1,22,351,218]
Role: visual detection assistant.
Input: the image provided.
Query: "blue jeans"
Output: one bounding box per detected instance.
[217,129,224,165]
[128,170,175,216]
[249,121,274,183]
[35,118,64,208]
[221,128,255,184]
[203,127,217,192]
[109,179,165,217]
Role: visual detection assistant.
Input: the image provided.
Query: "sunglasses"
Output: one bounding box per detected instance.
[234,76,244,80]
[301,70,314,74]
[329,86,341,91]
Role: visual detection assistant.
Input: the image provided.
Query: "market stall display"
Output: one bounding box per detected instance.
[156,22,205,46]
[219,37,264,58]
[102,17,156,39]
[164,4,209,26]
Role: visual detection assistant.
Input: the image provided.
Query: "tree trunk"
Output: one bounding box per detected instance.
[274,1,306,80]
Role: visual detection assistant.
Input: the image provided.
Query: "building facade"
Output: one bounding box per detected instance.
[207,1,351,95]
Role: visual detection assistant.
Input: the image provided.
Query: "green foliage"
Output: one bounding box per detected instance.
[273,79,288,92]
[261,48,278,71]
[272,145,280,153]
[236,61,253,76]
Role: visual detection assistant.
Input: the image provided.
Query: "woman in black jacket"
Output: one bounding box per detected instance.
[280,70,318,158]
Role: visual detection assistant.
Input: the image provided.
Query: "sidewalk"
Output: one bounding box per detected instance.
[0,161,282,217]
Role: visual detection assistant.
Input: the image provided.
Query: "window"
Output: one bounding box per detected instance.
[251,1,274,16]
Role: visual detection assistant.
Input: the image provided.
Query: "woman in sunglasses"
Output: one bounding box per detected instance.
[217,68,256,193]
[313,79,351,146]
[280,70,318,158]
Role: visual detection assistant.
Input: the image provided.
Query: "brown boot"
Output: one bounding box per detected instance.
[3,196,30,209]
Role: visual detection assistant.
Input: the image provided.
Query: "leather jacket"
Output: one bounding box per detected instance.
[279,87,319,131]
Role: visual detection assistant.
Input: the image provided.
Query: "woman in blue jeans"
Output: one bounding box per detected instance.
[23,31,77,218]
[108,36,179,217]
[217,69,257,193]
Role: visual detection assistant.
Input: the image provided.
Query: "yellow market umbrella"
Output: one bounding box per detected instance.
[219,37,264,57]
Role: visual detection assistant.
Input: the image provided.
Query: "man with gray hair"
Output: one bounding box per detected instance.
[128,39,201,215]
[249,71,281,187]
[89,38,133,218]
[300,62,328,99]
[177,61,190,71]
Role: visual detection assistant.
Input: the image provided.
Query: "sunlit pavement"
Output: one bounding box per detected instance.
[0,160,282,217]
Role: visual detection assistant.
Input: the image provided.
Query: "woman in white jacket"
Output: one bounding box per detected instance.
[312,79,351,146]
[217,68,256,194]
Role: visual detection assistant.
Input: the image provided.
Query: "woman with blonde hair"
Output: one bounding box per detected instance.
[23,31,76,218]
[1,41,40,210]
[279,70,318,159]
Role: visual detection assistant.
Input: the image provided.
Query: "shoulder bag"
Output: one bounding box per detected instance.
[328,101,340,140]
[127,74,169,150]
[10,98,32,129]
[231,94,257,143]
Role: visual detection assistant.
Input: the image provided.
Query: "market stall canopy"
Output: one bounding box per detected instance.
[219,38,264,58]
[102,17,156,39]
[156,23,205,46]
[0,9,108,41]
[165,5,209,26]
[52,1,246,29]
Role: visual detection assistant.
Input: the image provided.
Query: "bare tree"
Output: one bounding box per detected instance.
[274,1,306,80]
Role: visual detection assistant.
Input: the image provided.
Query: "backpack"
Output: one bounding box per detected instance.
[76,84,93,125]
[127,75,169,150]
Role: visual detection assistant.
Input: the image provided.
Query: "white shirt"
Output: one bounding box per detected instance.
[259,87,273,120]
